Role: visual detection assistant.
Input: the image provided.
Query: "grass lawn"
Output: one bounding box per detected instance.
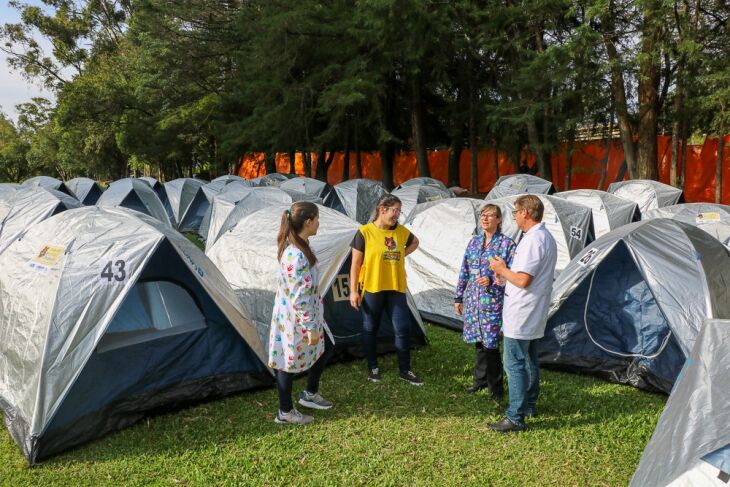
[0,324,666,486]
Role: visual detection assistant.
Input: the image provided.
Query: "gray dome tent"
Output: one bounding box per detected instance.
[279,176,332,200]
[392,184,454,223]
[22,176,75,197]
[97,178,172,227]
[0,187,81,254]
[485,174,555,200]
[251,173,292,187]
[396,177,449,191]
[540,219,730,393]
[0,206,271,464]
[631,319,730,487]
[554,189,639,238]
[607,179,683,215]
[136,177,172,219]
[0,183,20,199]
[643,203,730,249]
[206,204,426,360]
[212,187,322,247]
[211,174,247,184]
[65,177,104,205]
[404,198,489,330]
[162,178,209,231]
[198,182,257,245]
[488,194,594,274]
[323,178,388,224]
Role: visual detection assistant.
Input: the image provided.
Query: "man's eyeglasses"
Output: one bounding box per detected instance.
[512,208,523,215]
[384,207,402,215]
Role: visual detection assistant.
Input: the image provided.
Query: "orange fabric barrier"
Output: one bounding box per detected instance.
[238,135,730,204]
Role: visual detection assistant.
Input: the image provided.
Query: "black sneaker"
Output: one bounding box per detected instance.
[487,417,526,433]
[399,370,424,386]
[368,368,382,382]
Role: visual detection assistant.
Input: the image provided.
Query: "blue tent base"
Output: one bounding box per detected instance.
[33,371,272,463]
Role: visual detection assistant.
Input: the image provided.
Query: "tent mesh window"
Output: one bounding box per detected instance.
[97,281,207,353]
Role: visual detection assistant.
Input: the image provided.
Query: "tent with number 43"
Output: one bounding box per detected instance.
[0,206,272,465]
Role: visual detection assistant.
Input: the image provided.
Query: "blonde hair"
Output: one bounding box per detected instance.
[514,195,544,222]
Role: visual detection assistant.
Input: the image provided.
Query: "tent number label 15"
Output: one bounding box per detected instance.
[331,274,350,301]
[101,260,127,282]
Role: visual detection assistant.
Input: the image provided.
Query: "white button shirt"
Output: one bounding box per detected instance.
[502,222,558,340]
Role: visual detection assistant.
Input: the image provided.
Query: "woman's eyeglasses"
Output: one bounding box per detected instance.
[384,207,402,215]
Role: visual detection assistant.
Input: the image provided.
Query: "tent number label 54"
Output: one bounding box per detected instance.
[569,226,583,240]
[100,260,127,282]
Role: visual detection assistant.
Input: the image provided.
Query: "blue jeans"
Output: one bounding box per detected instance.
[361,291,411,373]
[503,337,540,426]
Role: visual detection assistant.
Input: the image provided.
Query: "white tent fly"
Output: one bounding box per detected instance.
[97,178,172,227]
[251,173,292,187]
[631,319,730,487]
[211,174,247,184]
[212,187,322,248]
[607,179,683,214]
[206,204,426,358]
[0,206,271,464]
[643,203,730,249]
[541,219,730,393]
[162,178,209,231]
[392,184,454,223]
[0,184,20,199]
[396,177,450,191]
[485,174,555,200]
[487,194,594,274]
[404,198,489,329]
[554,189,639,238]
[65,177,104,205]
[279,176,332,200]
[0,187,81,254]
[22,176,75,197]
[323,178,388,224]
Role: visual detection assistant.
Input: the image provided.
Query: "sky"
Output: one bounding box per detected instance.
[0,1,56,122]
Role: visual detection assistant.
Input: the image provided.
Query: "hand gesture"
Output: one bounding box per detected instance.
[476,276,491,288]
[489,256,507,273]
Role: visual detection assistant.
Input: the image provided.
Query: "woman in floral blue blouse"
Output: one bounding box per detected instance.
[454,204,516,401]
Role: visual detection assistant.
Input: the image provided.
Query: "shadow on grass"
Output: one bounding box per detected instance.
[30,324,665,469]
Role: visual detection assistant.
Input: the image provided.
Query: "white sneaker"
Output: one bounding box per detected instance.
[274,408,314,425]
[299,391,333,410]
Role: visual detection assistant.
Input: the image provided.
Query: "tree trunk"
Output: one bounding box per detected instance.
[264,151,277,174]
[379,142,395,190]
[303,152,312,178]
[680,126,688,190]
[288,150,296,175]
[315,147,327,181]
[355,147,362,179]
[343,129,351,182]
[564,128,576,191]
[449,137,463,189]
[636,0,661,180]
[526,117,548,177]
[602,1,637,179]
[717,134,725,204]
[410,77,430,177]
[493,139,500,182]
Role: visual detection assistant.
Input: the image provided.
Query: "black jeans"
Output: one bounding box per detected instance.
[473,342,504,399]
[361,290,411,373]
[276,336,334,413]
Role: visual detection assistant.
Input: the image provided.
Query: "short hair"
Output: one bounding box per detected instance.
[480,204,503,232]
[514,194,544,222]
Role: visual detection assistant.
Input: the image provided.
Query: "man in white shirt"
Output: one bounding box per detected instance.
[486,195,557,432]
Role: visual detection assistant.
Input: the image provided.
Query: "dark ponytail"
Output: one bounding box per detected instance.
[277,201,319,266]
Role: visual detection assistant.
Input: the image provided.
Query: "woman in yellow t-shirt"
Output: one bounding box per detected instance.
[349,194,422,385]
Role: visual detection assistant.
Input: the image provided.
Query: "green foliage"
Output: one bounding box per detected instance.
[0,324,665,485]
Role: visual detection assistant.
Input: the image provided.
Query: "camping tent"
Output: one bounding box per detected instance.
[392,184,454,222]
[162,178,209,231]
[212,187,322,247]
[485,174,555,200]
[643,203,730,249]
[22,176,75,197]
[279,176,332,200]
[631,319,730,487]
[323,178,388,224]
[540,219,730,393]
[488,194,594,274]
[607,179,683,214]
[97,178,172,226]
[404,198,489,330]
[211,175,247,184]
[0,206,271,464]
[0,184,20,199]
[251,173,292,187]
[206,204,427,359]
[136,177,173,220]
[65,177,104,205]
[396,177,450,191]
[0,187,81,254]
[554,189,639,238]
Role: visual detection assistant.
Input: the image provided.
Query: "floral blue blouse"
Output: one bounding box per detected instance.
[455,232,516,348]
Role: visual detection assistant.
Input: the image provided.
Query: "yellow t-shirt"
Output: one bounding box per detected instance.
[356,223,412,293]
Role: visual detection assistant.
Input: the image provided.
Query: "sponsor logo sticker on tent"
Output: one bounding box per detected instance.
[28,244,65,272]
[696,212,721,224]
[577,248,599,267]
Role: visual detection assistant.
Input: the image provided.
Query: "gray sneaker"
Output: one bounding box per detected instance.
[299,390,333,410]
[368,368,382,382]
[274,408,314,425]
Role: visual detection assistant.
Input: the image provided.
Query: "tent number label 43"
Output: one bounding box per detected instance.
[100,260,127,282]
